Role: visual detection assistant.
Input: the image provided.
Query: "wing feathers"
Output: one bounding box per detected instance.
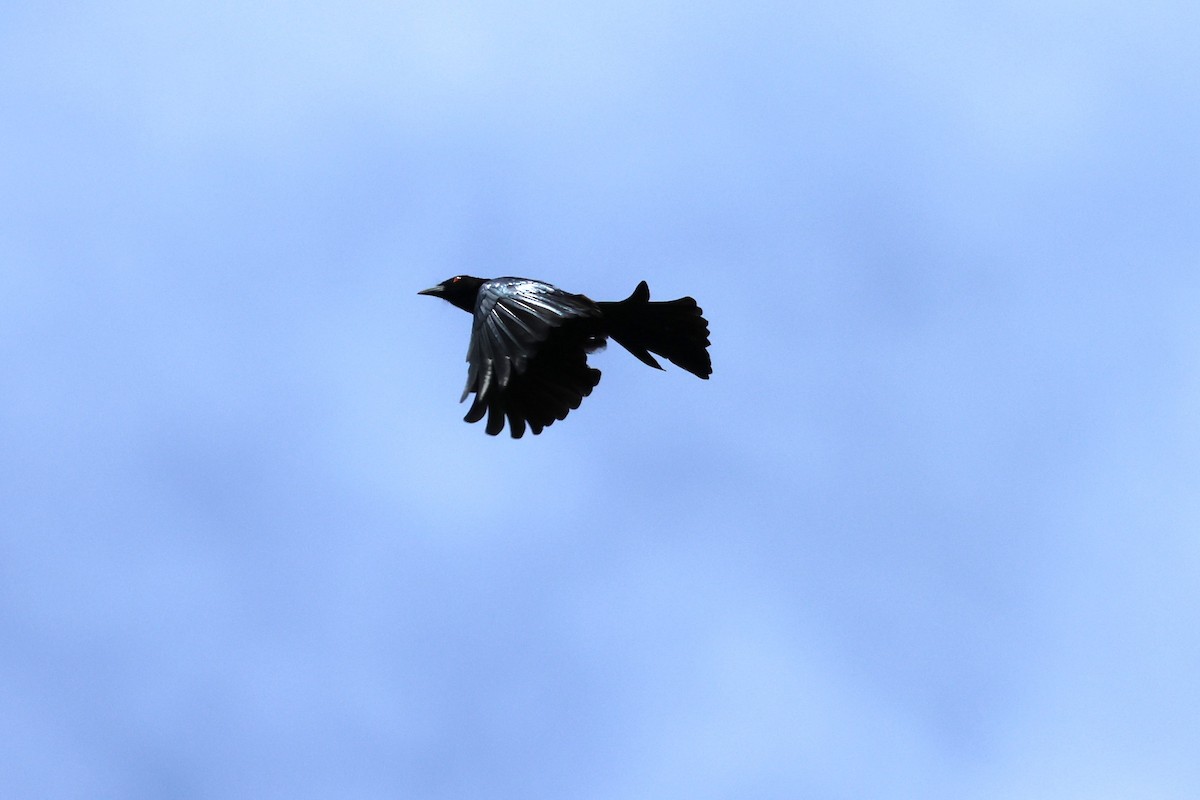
[460,279,603,438]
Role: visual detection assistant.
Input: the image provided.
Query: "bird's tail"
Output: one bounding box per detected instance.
[597,282,712,379]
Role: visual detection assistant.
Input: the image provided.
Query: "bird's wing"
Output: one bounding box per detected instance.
[462,278,599,402]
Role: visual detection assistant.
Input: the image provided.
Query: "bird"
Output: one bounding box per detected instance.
[418,275,711,438]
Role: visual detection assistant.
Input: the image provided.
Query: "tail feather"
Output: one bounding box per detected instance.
[598,281,712,379]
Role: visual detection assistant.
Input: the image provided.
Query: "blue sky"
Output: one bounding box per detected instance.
[3,2,1198,798]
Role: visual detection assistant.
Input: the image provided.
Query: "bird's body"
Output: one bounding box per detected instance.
[419,276,711,437]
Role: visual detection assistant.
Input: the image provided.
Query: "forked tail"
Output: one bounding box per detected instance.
[598,281,712,379]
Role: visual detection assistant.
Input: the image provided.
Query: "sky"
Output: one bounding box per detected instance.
[2,2,1199,798]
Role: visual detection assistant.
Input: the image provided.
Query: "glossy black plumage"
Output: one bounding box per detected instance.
[419,275,711,438]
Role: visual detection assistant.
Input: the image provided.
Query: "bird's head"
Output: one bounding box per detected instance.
[418,275,486,313]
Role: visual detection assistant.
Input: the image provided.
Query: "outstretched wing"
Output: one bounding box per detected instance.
[462,278,603,437]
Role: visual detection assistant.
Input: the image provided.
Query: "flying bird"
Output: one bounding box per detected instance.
[419,276,711,438]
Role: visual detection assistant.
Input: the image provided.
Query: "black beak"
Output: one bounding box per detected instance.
[417,285,443,296]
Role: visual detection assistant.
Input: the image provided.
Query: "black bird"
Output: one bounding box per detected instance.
[419,276,711,438]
